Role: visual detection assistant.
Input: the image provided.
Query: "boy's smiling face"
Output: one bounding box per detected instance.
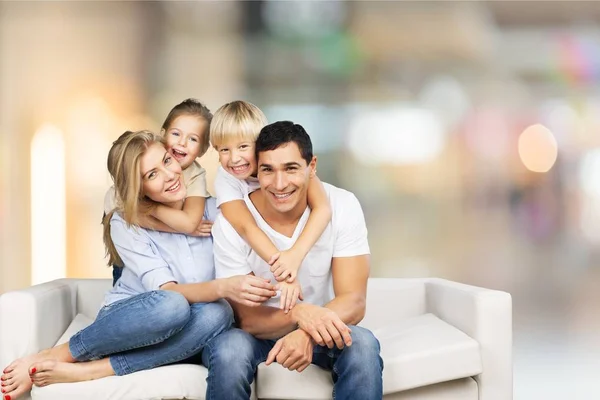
[163,115,208,170]
[216,137,257,180]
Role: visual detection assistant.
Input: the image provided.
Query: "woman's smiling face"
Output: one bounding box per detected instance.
[140,142,186,205]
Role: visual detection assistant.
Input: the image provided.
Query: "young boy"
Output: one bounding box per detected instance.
[210,100,332,312]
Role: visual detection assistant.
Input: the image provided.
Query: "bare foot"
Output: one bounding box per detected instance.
[1,344,73,400]
[30,359,114,387]
[1,354,38,400]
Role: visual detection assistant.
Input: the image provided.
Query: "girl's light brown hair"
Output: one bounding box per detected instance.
[102,130,165,266]
[161,98,212,157]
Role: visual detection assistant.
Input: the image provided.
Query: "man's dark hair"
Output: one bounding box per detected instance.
[255,121,313,164]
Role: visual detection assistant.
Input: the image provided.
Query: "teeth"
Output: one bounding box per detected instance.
[173,149,186,156]
[231,165,248,172]
[273,192,292,199]
[167,180,180,192]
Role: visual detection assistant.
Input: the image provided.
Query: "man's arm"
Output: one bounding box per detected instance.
[230,300,298,340]
[323,254,370,326]
[232,255,368,343]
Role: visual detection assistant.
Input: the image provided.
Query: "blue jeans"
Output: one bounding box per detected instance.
[112,265,123,286]
[202,326,383,400]
[69,290,233,375]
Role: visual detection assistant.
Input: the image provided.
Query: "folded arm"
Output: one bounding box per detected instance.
[150,196,207,235]
[232,254,370,342]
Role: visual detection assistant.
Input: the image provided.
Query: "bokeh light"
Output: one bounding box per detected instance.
[518,124,558,173]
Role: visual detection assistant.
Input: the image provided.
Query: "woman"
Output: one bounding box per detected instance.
[1,130,277,400]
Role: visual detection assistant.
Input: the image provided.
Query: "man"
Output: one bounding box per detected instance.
[202,121,383,400]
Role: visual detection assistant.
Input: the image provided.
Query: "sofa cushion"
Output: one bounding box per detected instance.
[55,313,94,346]
[256,313,482,398]
[377,313,482,393]
[32,364,211,400]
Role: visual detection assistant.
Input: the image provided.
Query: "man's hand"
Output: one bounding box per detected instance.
[269,249,303,282]
[192,219,213,237]
[276,280,303,314]
[291,303,352,349]
[221,275,277,307]
[266,329,314,372]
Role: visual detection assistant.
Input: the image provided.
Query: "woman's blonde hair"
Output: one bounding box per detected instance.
[210,100,268,149]
[102,130,165,266]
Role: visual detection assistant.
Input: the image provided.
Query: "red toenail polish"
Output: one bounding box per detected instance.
[5,395,11,400]
[30,368,36,374]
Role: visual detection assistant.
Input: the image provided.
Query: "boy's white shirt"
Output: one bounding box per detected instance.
[214,166,260,208]
[104,160,209,214]
[212,182,370,308]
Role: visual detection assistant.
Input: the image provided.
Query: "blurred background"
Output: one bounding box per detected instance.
[1,1,599,398]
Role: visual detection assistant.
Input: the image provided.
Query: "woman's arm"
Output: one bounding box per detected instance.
[220,200,280,263]
[160,274,276,305]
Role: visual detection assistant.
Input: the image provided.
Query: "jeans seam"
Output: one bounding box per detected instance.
[144,321,226,375]
[96,291,162,323]
[205,340,215,400]
[110,354,132,376]
[102,324,186,356]
[69,331,92,361]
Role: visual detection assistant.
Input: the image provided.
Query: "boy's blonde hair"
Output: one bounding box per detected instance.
[210,101,268,148]
[102,130,165,266]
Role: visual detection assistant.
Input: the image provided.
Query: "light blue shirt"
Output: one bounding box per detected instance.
[104,197,218,306]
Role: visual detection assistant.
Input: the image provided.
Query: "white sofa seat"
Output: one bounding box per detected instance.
[0,278,512,400]
[256,313,482,399]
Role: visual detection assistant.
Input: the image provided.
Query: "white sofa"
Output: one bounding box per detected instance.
[0,278,512,400]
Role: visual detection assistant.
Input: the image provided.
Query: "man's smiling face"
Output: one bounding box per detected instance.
[257,141,316,215]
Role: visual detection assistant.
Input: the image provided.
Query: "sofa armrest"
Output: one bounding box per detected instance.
[0,279,77,369]
[426,278,512,400]
[360,278,427,331]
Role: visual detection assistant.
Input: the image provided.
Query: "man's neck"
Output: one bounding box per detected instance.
[249,190,307,237]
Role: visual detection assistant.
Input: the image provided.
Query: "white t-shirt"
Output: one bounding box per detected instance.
[214,166,260,208]
[104,161,209,214]
[212,182,370,308]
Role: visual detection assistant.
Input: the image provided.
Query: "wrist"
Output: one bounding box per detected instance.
[290,245,309,260]
[216,278,229,299]
[290,302,307,324]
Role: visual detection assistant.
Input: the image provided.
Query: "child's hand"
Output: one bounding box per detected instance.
[276,280,303,314]
[269,249,303,282]
[192,220,213,237]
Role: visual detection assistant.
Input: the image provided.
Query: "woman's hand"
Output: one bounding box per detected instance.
[221,275,277,307]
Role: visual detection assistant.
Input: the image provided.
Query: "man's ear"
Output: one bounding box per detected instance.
[309,156,317,177]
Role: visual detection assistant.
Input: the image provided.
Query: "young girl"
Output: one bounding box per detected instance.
[210,101,332,313]
[106,99,214,284]
[1,130,275,400]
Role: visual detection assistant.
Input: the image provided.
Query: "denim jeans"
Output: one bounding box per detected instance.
[69,290,233,375]
[201,326,383,400]
[112,265,123,286]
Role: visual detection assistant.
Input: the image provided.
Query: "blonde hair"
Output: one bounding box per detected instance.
[102,130,166,266]
[210,100,268,148]
[162,98,212,157]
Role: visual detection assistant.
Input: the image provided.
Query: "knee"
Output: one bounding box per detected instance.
[151,290,191,331]
[345,326,382,368]
[202,300,234,334]
[207,329,254,370]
